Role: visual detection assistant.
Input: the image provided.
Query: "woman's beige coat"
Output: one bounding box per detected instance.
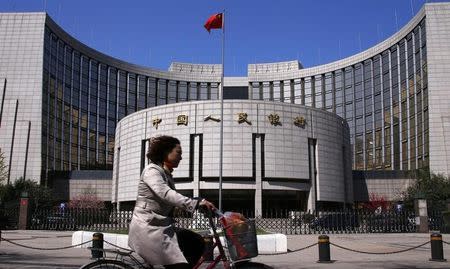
[128,163,200,265]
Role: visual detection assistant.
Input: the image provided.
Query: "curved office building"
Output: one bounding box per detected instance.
[1,3,450,209]
[113,100,352,213]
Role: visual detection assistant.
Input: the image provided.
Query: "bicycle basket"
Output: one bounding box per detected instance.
[223,219,258,261]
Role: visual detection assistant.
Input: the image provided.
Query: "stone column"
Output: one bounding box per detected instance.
[18,193,29,230]
[307,186,316,212]
[414,199,429,233]
[193,135,200,197]
[307,139,317,212]
[254,135,262,216]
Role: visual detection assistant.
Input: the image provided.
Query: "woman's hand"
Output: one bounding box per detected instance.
[199,199,216,212]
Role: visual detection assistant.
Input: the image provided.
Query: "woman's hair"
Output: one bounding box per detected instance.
[146,135,180,164]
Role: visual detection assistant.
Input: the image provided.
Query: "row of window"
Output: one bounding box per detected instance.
[41,27,219,172]
[249,20,428,171]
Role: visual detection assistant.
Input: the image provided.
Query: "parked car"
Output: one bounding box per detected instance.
[310,213,359,231]
[366,213,415,232]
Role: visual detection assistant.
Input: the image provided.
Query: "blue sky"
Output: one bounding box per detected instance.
[0,0,440,76]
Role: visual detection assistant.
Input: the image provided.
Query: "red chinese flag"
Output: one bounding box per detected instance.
[204,13,223,32]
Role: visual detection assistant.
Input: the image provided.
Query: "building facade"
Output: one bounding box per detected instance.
[1,3,450,208]
[112,100,352,212]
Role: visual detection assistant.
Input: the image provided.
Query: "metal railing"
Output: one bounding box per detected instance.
[0,201,19,229]
[29,208,132,232]
[27,208,444,234]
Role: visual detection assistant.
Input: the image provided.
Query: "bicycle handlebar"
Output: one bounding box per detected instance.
[213,208,223,218]
[198,205,223,219]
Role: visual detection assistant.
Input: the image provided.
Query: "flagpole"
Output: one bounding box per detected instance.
[219,11,225,212]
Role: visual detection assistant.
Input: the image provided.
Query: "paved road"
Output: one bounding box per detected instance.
[1,230,450,268]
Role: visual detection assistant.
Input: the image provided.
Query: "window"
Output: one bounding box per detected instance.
[157,79,167,105]
[345,102,353,119]
[272,81,280,102]
[354,99,363,118]
[365,113,373,130]
[178,81,188,102]
[107,68,117,97]
[374,92,382,112]
[356,117,364,134]
[128,73,137,113]
[118,71,127,104]
[168,80,177,104]
[210,83,219,100]
[366,132,373,170]
[263,82,271,101]
[304,78,312,107]
[199,83,208,100]
[148,77,157,107]
[344,67,353,104]
[325,74,333,109]
[137,76,147,110]
[284,80,292,103]
[402,141,408,169]
[189,82,198,100]
[294,79,302,104]
[314,75,323,109]
[251,82,261,100]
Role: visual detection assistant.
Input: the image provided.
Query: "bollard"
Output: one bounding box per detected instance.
[430,233,446,262]
[317,235,332,263]
[91,232,104,259]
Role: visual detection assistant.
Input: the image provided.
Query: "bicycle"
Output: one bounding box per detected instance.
[79,209,272,269]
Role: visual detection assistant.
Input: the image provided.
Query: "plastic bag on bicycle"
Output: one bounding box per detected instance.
[219,212,258,261]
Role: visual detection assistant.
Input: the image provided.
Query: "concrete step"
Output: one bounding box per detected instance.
[72,230,287,254]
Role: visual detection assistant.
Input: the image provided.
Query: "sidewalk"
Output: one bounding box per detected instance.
[254,233,450,269]
[0,230,86,268]
[1,230,450,268]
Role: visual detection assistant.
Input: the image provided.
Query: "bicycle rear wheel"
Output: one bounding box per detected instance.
[80,259,134,269]
[234,261,273,269]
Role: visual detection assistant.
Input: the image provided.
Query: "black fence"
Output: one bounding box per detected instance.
[29,208,132,232]
[262,210,417,234]
[0,201,19,229]
[28,208,445,234]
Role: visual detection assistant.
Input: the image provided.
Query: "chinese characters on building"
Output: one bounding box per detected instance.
[177,115,188,126]
[150,113,306,129]
[268,113,280,126]
[237,113,251,125]
[152,117,162,129]
[293,116,306,128]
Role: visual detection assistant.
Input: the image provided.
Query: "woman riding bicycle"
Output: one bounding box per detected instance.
[128,135,216,269]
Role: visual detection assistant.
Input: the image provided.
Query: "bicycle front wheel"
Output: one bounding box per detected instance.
[234,261,273,269]
[80,259,134,269]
